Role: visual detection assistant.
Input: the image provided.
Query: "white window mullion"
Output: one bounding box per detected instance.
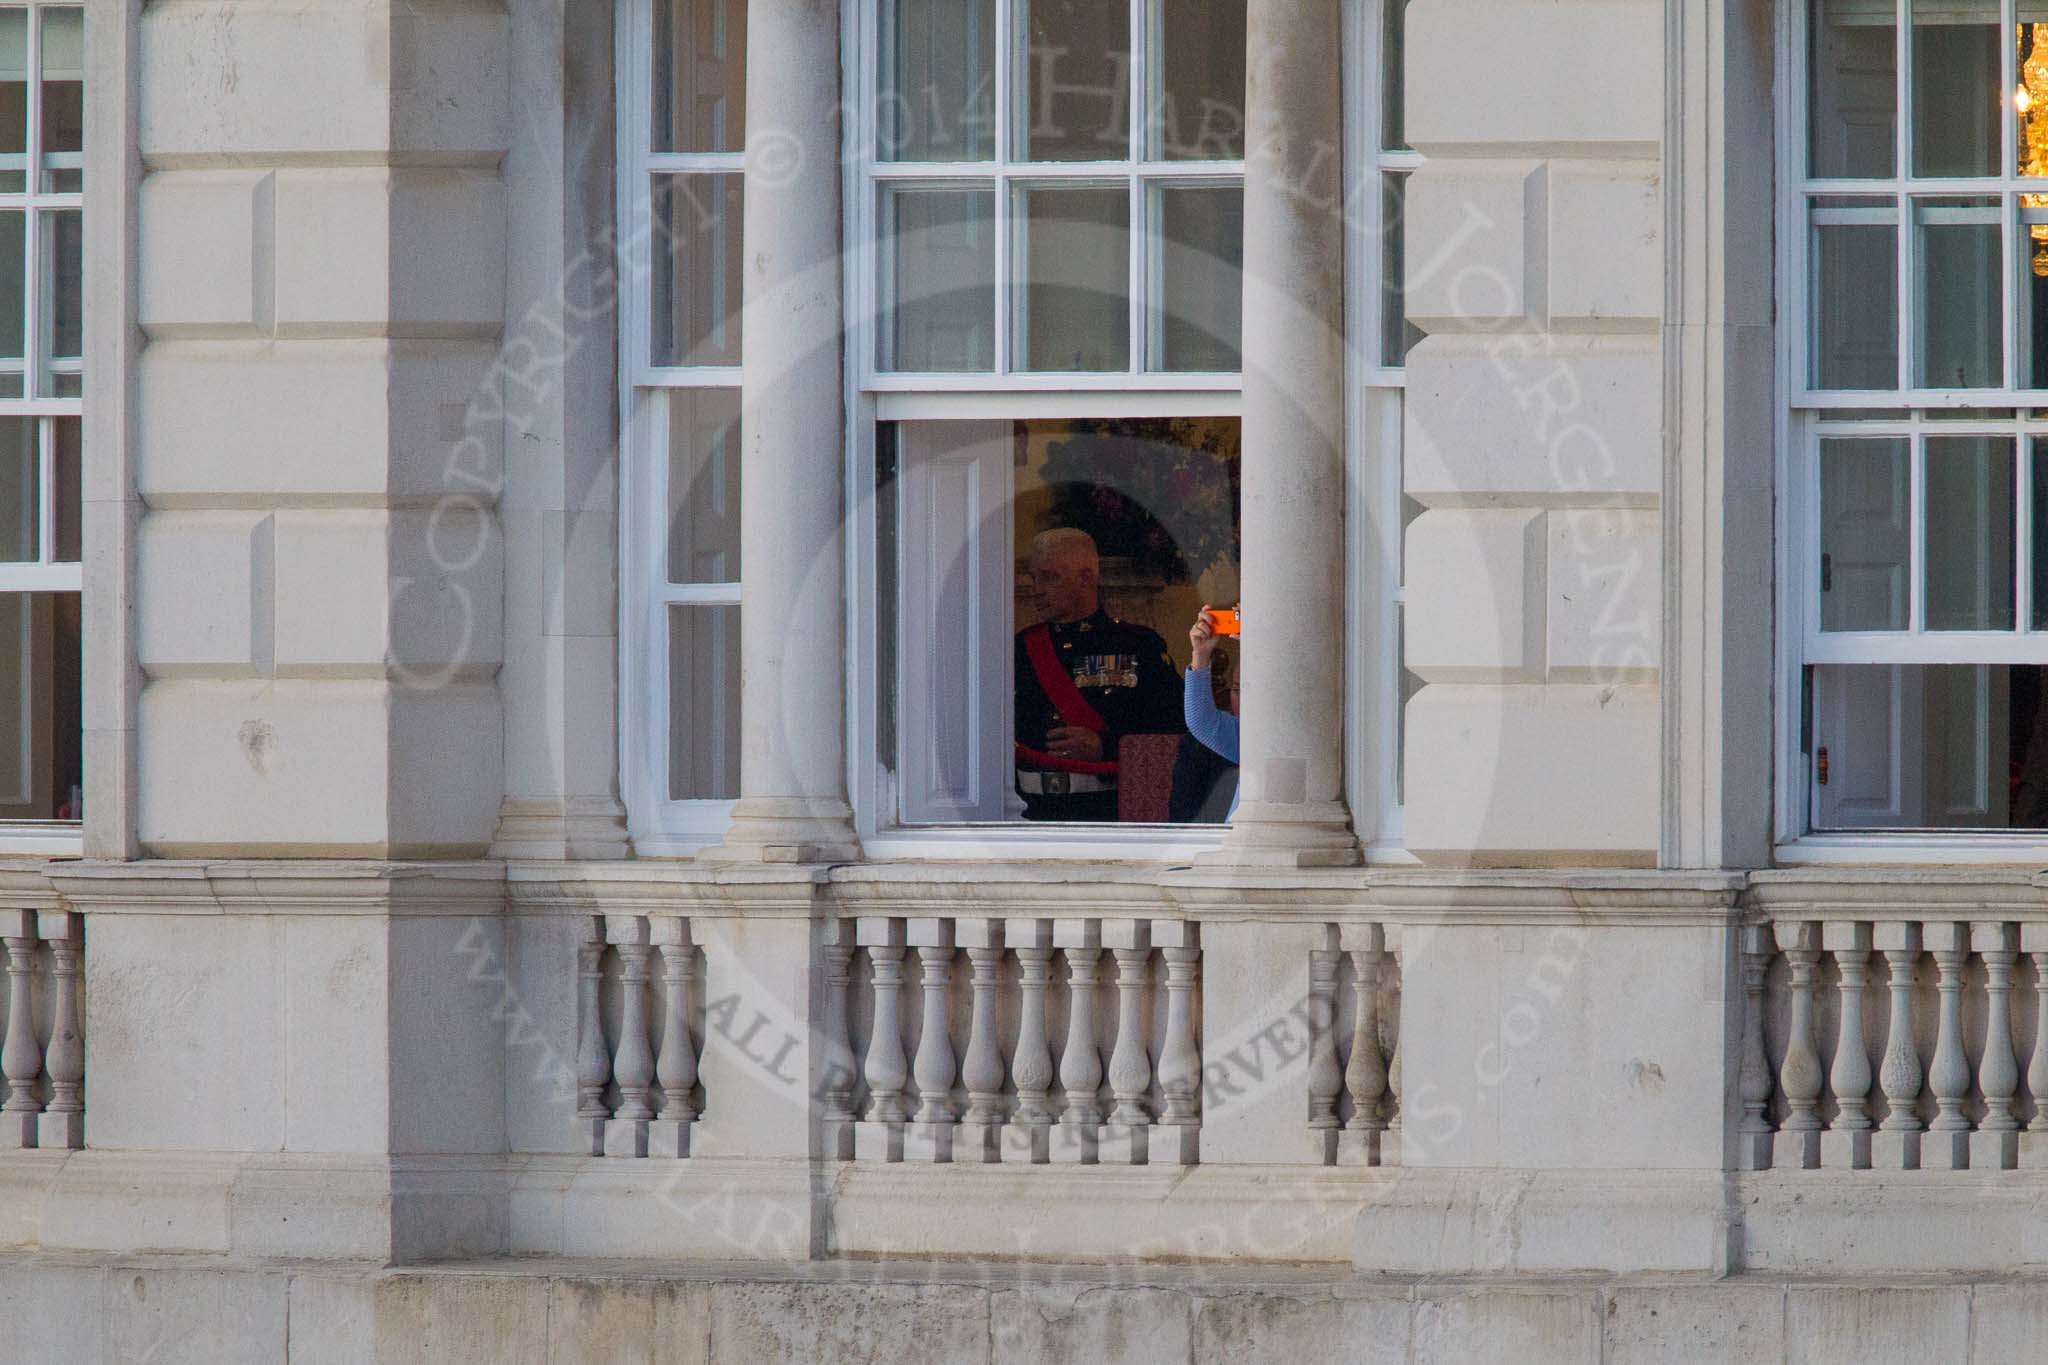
[2017,426,2033,634]
[34,415,51,565]
[1910,424,1927,633]
[1125,0,1144,376]
[1895,0,1912,393]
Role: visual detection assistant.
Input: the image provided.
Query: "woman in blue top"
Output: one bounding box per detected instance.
[1184,605,1241,818]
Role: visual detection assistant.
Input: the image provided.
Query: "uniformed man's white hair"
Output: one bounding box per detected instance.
[1030,528,1099,569]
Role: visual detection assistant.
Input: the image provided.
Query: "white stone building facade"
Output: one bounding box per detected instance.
[7,0,2048,1359]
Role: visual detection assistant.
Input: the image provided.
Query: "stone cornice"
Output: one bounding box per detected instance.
[42,860,509,916]
[12,857,2046,925]
[1745,868,2048,921]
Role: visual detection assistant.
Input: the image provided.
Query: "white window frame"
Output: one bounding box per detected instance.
[1776,0,2048,861]
[1348,0,1418,862]
[617,0,745,856]
[0,0,82,852]
[844,0,1413,860]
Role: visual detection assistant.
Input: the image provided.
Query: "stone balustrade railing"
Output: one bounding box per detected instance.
[826,916,1200,1165]
[1309,922,1402,1166]
[1,909,83,1150]
[1742,917,2048,1171]
[576,913,700,1159]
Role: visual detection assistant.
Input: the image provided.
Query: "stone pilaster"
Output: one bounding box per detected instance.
[489,0,632,860]
[1399,0,1664,865]
[130,0,510,857]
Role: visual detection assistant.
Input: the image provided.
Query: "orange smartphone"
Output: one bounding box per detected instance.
[1201,607,1241,637]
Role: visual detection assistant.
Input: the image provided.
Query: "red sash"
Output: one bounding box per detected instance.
[1016,624,1119,776]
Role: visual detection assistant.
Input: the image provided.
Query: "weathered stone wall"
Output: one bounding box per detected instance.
[6,1256,2045,1364]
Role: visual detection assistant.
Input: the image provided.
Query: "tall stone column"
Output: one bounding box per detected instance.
[708,0,859,862]
[1215,0,1360,867]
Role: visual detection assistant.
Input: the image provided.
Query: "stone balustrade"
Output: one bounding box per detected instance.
[575,913,700,1160]
[827,916,1201,1166]
[1742,917,2048,1171]
[1308,922,1403,1166]
[0,910,83,1151]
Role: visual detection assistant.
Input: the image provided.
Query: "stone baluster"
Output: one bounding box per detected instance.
[1383,933,1404,1163]
[650,917,697,1160]
[1342,922,1388,1167]
[906,919,958,1161]
[1924,922,1972,1169]
[1100,922,1153,1164]
[1054,919,1104,1163]
[820,921,858,1159]
[1974,922,2020,1170]
[2026,925,2048,1160]
[1306,931,1342,1162]
[1153,921,1201,1167]
[1873,922,1924,1170]
[603,917,655,1158]
[1,913,43,1149]
[1772,921,1824,1170]
[856,918,909,1161]
[1736,925,1775,1170]
[1005,919,1056,1164]
[956,920,1005,1164]
[37,912,83,1150]
[1821,922,1872,1170]
[573,918,611,1157]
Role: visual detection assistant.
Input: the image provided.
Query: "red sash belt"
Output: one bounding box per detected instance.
[1016,624,1119,777]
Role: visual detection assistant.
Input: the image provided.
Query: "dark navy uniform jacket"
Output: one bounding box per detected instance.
[1015,608,1184,762]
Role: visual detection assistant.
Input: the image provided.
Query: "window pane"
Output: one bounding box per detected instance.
[666,388,741,585]
[886,416,1239,825]
[1912,0,1999,177]
[0,592,80,819]
[1812,208,1898,389]
[883,184,995,371]
[881,0,995,161]
[2022,205,2048,387]
[42,208,80,384]
[39,7,80,193]
[652,174,743,368]
[0,211,22,369]
[1151,183,1241,372]
[1916,198,2001,388]
[2020,21,2048,178]
[1925,434,2015,630]
[1809,0,1897,178]
[1382,172,1426,367]
[0,594,28,808]
[52,416,75,563]
[1382,0,1409,151]
[1155,0,1245,160]
[0,12,25,194]
[2034,436,2048,628]
[1016,182,1129,371]
[1813,663,2048,829]
[652,0,744,155]
[0,417,34,563]
[1820,437,1909,631]
[1019,0,1130,161]
[668,604,741,800]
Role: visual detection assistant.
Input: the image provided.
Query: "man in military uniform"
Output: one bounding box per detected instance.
[1015,529,1184,822]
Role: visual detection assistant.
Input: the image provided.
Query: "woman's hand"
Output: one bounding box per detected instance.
[1189,605,1218,669]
